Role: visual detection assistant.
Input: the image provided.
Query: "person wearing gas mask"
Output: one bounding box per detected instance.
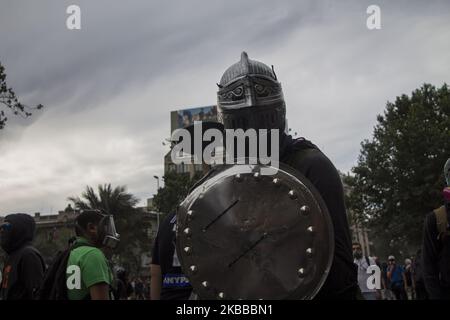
[66,209,120,300]
[422,158,450,299]
[0,213,45,300]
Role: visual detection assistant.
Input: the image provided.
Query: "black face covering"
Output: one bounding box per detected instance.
[353,251,363,260]
[0,213,36,254]
[353,249,362,260]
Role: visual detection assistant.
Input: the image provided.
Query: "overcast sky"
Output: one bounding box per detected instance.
[0,0,449,215]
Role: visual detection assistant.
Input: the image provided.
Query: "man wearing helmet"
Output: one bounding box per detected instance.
[422,158,450,299]
[212,52,358,299]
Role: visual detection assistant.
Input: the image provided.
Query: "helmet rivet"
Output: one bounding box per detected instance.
[288,190,297,199]
[298,268,306,277]
[202,281,209,288]
[235,174,243,182]
[307,226,314,233]
[273,178,280,185]
[300,205,309,215]
[183,228,191,236]
[306,248,314,257]
[218,292,225,299]
[189,265,197,273]
[253,172,260,180]
[187,210,194,219]
[184,246,192,254]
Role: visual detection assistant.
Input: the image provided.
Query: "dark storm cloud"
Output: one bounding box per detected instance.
[0,0,312,114]
[0,0,449,214]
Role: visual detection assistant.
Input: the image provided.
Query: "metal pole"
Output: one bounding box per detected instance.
[153,175,160,229]
[153,175,160,190]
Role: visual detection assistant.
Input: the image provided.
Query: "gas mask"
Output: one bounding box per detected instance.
[76,211,120,249]
[98,214,120,249]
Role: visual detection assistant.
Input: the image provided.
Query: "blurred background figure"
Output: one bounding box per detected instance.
[404,258,415,300]
[353,242,381,300]
[412,249,428,299]
[0,213,45,300]
[113,267,129,300]
[135,277,145,300]
[387,255,407,300]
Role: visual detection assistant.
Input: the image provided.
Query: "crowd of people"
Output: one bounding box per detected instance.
[114,271,150,300]
[353,243,429,300]
[352,156,450,300]
[0,210,152,300]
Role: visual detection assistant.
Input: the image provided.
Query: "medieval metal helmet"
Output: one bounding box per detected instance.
[217,52,286,131]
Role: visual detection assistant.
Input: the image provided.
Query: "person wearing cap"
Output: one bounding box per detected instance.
[422,158,450,299]
[387,255,407,300]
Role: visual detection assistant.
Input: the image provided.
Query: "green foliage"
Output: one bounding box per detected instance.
[349,83,450,257]
[153,171,204,217]
[0,62,43,129]
[34,227,75,264]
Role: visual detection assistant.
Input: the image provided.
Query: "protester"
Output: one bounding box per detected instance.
[127,277,135,299]
[0,213,45,300]
[352,242,380,300]
[387,255,407,300]
[150,212,193,300]
[412,249,428,299]
[66,210,120,300]
[172,52,359,300]
[114,267,129,300]
[144,279,151,300]
[422,158,450,299]
[135,277,145,300]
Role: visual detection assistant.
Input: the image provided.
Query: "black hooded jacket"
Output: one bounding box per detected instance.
[280,134,358,299]
[160,132,357,299]
[0,213,45,300]
[422,202,450,299]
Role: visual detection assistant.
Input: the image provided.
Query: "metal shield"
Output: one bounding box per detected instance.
[176,163,334,300]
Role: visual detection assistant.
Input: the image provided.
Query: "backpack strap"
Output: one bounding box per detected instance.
[434,206,448,241]
[70,242,93,251]
[365,256,371,267]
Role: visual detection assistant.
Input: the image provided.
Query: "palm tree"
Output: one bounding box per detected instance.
[68,184,139,216]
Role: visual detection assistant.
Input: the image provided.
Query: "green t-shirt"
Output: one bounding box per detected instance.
[66,237,113,300]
